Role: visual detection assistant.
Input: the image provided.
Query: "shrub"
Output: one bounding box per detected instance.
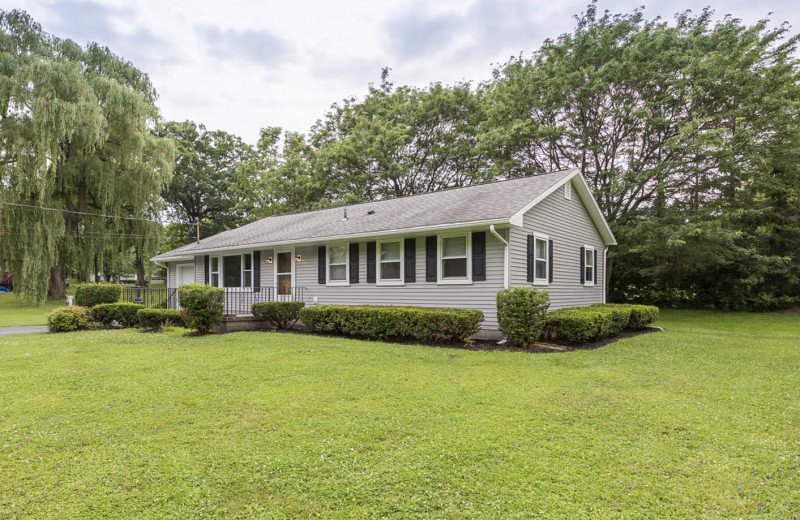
[252,301,305,329]
[544,303,660,343]
[47,306,91,333]
[74,283,122,307]
[300,305,483,344]
[90,303,144,328]
[496,287,551,347]
[178,284,224,334]
[137,309,186,331]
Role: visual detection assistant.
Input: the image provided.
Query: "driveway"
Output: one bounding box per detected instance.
[0,326,48,336]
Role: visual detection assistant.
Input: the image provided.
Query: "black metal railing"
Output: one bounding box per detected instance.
[223,287,305,315]
[121,286,178,309]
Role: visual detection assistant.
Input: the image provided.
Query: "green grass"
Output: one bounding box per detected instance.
[1,310,798,518]
[0,292,68,326]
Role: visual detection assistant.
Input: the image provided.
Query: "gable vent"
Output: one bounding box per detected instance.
[564,181,572,200]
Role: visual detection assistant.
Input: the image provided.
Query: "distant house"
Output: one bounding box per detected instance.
[152,168,616,336]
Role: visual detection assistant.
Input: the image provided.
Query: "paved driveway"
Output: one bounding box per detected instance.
[0,326,48,336]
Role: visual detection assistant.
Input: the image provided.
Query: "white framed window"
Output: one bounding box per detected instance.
[438,233,471,284]
[584,246,595,286]
[212,252,253,289]
[326,243,349,286]
[533,233,549,286]
[378,239,403,285]
[210,256,220,287]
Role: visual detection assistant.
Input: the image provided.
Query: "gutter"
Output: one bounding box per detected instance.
[603,247,608,304]
[489,224,509,288]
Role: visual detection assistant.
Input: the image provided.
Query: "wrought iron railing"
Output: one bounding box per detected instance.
[120,286,305,315]
[223,287,305,315]
[121,286,178,309]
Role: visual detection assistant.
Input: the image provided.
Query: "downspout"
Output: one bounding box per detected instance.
[603,247,608,304]
[489,225,509,288]
[153,260,169,287]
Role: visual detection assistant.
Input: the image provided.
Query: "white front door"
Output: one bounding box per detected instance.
[274,250,294,300]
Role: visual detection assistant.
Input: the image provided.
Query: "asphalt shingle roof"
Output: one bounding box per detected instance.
[154,168,577,260]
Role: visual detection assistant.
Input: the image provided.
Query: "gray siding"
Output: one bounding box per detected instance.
[509,179,606,309]
[194,230,506,331]
[167,262,177,287]
[194,256,204,284]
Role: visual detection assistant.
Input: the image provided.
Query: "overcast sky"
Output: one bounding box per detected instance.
[9,0,799,144]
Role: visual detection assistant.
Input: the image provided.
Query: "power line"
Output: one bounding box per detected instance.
[0,201,191,225]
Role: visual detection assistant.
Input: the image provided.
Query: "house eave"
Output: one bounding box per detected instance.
[151,218,512,262]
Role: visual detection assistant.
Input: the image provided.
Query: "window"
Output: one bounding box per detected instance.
[210,257,220,287]
[439,233,471,283]
[327,244,348,285]
[378,240,403,284]
[533,233,549,285]
[213,253,253,288]
[584,246,595,286]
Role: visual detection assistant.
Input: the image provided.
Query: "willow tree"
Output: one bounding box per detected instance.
[0,10,174,302]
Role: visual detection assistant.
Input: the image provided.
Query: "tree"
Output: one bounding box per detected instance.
[0,10,174,302]
[156,120,252,243]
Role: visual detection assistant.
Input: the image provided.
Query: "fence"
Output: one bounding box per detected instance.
[120,286,305,315]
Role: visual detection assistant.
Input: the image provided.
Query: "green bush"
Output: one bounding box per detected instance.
[496,287,551,347]
[544,303,660,343]
[137,309,186,331]
[90,303,144,328]
[300,305,484,344]
[47,306,91,333]
[252,301,305,329]
[74,283,122,307]
[177,284,224,334]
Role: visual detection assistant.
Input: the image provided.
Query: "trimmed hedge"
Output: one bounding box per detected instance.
[252,301,305,329]
[47,306,91,333]
[90,303,144,328]
[137,309,186,331]
[178,284,224,334]
[496,287,551,347]
[300,305,484,344]
[544,303,659,343]
[74,283,122,307]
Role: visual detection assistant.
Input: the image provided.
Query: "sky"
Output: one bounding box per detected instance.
[7,0,799,144]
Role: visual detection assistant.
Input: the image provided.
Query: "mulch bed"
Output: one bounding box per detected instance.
[226,325,664,354]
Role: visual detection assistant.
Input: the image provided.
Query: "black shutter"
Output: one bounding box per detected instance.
[594,249,598,284]
[425,236,437,282]
[404,238,416,282]
[526,235,534,282]
[366,242,376,283]
[318,246,326,284]
[253,251,261,292]
[548,239,554,283]
[204,255,210,285]
[580,246,585,284]
[472,232,486,281]
[349,243,359,283]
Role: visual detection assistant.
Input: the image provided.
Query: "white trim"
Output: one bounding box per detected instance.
[603,246,608,303]
[153,219,509,261]
[325,243,350,286]
[437,232,472,285]
[210,256,220,287]
[489,225,509,288]
[377,239,404,286]
[583,245,596,287]
[532,232,549,286]
[273,248,295,293]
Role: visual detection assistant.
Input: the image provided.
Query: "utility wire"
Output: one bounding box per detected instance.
[0,201,192,225]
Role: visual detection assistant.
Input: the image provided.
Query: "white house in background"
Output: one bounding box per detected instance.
[152,168,616,336]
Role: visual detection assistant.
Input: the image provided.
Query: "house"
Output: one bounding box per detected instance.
[152,168,616,337]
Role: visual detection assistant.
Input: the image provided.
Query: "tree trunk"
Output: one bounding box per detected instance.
[49,265,67,299]
[134,246,147,286]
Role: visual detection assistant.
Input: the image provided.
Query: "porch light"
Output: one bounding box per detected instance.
[295,254,302,262]
[266,256,273,264]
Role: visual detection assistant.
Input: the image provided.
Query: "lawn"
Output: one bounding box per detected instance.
[0,292,67,326]
[0,310,798,518]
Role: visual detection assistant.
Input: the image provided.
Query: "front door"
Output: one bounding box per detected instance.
[275,251,293,299]
[175,264,194,309]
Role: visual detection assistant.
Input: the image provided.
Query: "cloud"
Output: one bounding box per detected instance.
[196,25,292,67]
[385,13,461,60]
